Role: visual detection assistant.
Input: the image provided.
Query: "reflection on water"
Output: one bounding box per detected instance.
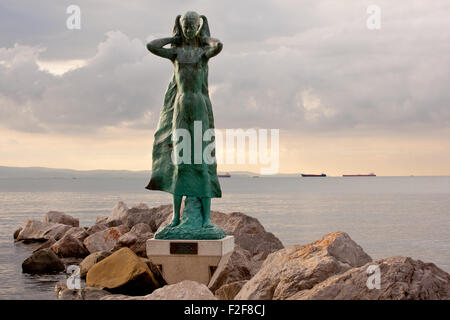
[0,176,449,299]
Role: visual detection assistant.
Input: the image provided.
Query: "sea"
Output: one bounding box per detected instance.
[0,175,449,299]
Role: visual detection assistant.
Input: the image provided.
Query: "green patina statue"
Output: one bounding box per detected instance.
[145,11,226,240]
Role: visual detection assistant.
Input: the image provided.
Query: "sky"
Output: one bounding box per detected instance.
[0,0,449,175]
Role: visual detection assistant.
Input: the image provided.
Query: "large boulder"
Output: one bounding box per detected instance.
[144,280,217,300]
[235,232,372,300]
[32,237,56,253]
[55,282,112,300]
[13,227,22,240]
[83,225,129,254]
[64,227,89,242]
[86,223,109,235]
[101,281,217,300]
[290,256,450,300]
[105,201,129,225]
[116,223,154,256]
[16,220,71,242]
[79,251,112,278]
[124,204,173,231]
[22,248,65,274]
[43,211,79,227]
[215,280,247,300]
[208,211,284,291]
[51,233,89,258]
[86,247,162,295]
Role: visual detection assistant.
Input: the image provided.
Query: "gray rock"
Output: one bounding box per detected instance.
[43,211,79,227]
[83,225,129,254]
[13,227,22,240]
[290,256,450,300]
[144,281,217,300]
[64,227,89,242]
[116,223,154,256]
[22,248,65,274]
[51,233,89,258]
[124,204,172,231]
[79,251,112,278]
[32,237,57,253]
[95,216,107,224]
[235,232,372,300]
[106,201,129,225]
[17,220,72,242]
[215,280,248,300]
[86,223,108,235]
[57,286,112,300]
[208,211,284,291]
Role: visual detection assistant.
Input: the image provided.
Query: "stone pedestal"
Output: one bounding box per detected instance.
[146,236,234,286]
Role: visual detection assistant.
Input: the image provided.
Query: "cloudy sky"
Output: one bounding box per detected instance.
[1,0,449,175]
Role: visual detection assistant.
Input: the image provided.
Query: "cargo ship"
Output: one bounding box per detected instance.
[343,173,376,177]
[218,172,231,178]
[301,173,326,177]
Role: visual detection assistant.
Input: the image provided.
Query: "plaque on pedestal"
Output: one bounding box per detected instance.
[146,236,234,286]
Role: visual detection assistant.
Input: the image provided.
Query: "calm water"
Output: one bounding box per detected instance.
[0,176,449,299]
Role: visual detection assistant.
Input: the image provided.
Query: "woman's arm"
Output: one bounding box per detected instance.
[203,37,223,59]
[146,37,177,60]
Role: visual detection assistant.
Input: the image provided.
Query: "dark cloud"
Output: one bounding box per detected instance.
[0,1,449,134]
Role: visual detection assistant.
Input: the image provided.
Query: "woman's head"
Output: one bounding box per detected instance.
[181,11,200,40]
[172,11,210,46]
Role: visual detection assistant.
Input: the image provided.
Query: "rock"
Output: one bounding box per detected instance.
[116,223,154,256]
[125,204,173,231]
[32,237,57,253]
[83,225,129,254]
[86,247,161,295]
[43,211,79,227]
[56,286,112,300]
[208,211,284,291]
[106,201,129,225]
[22,248,65,274]
[215,280,247,300]
[144,280,217,300]
[51,233,89,258]
[95,216,107,224]
[16,220,72,242]
[290,256,450,300]
[64,227,89,242]
[79,251,112,278]
[86,223,108,235]
[13,227,22,240]
[209,246,253,291]
[235,232,372,300]
[212,211,283,257]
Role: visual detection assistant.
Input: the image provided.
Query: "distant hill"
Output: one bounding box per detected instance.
[0,166,299,179]
[0,166,149,179]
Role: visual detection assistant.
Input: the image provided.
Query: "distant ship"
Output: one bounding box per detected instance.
[218,172,231,178]
[301,173,326,177]
[343,173,376,177]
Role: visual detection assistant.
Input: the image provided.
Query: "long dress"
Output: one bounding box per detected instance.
[145,56,222,198]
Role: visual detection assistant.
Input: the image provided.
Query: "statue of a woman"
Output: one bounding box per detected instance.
[145,11,225,239]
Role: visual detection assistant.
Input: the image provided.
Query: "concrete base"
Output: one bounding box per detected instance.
[146,236,234,287]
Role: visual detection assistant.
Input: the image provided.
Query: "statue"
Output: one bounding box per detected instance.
[145,11,226,240]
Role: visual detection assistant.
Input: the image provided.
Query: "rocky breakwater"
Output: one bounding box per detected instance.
[14,203,450,300]
[234,232,450,300]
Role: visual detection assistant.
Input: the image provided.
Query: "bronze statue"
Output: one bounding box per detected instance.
[145,11,225,239]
